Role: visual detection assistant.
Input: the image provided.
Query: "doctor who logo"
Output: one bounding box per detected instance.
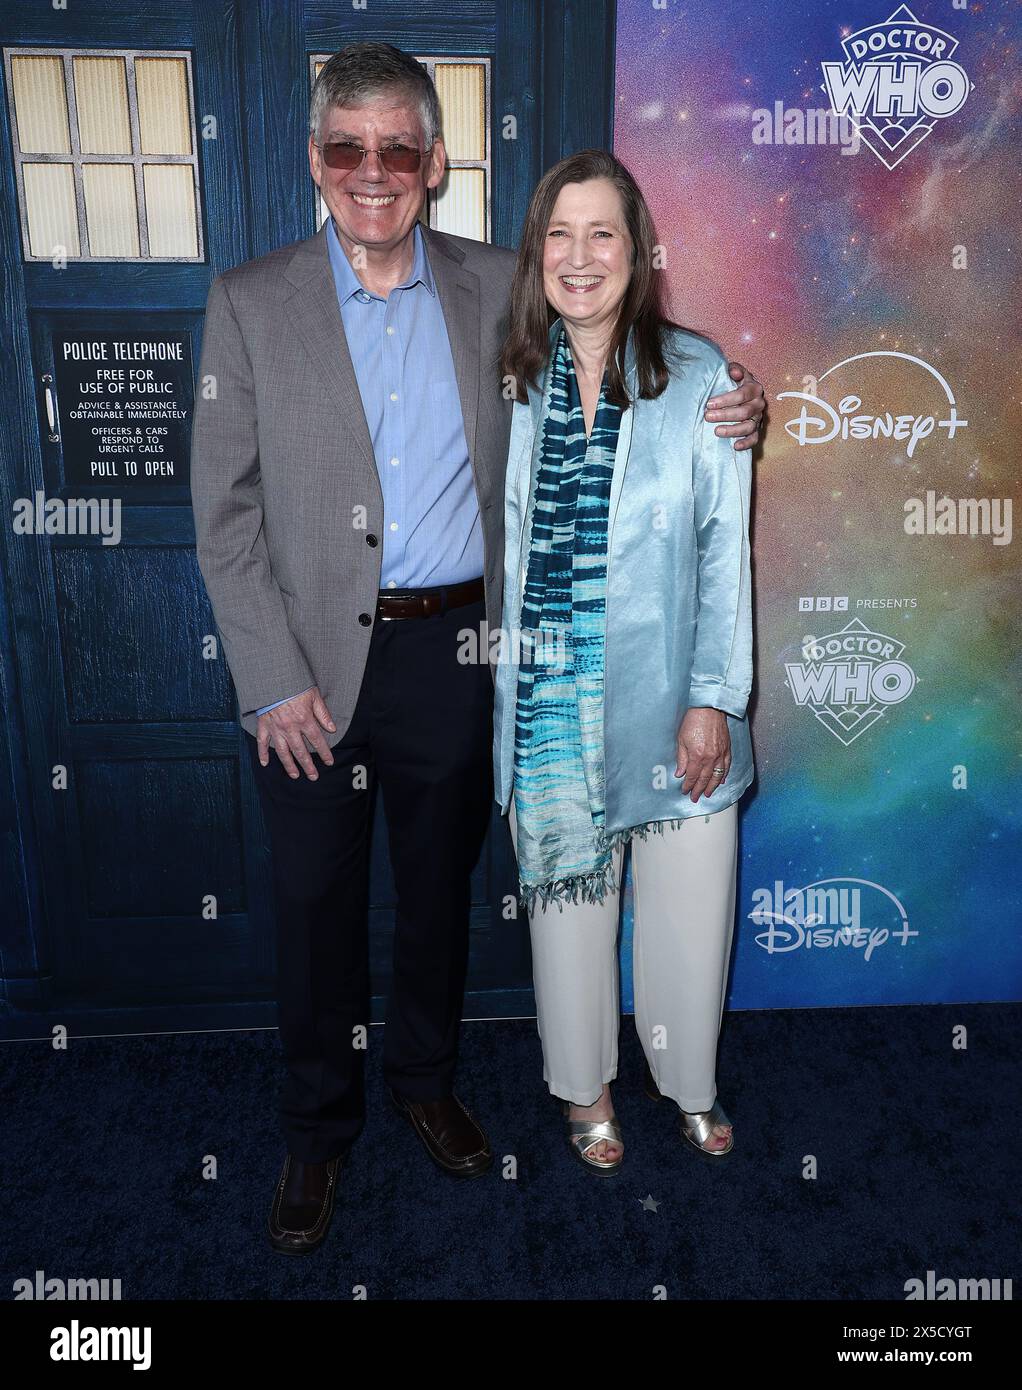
[820,5,974,170]
[784,617,917,745]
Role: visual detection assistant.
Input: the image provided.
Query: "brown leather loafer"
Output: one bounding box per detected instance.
[268,1152,344,1254]
[388,1089,493,1178]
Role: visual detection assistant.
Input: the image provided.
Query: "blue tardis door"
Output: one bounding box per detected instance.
[0,0,615,1035]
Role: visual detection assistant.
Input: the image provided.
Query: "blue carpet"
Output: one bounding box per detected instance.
[1,1004,1017,1300]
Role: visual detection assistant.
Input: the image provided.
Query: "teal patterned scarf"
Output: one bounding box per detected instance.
[512,324,626,912]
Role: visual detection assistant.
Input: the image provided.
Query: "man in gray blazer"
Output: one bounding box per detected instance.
[191,42,765,1253]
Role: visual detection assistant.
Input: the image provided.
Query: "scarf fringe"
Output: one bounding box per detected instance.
[518,815,708,914]
[518,856,623,915]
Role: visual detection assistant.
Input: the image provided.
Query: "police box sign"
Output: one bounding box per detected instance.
[52,331,193,486]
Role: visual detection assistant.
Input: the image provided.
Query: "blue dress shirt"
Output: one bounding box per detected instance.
[255,217,483,716]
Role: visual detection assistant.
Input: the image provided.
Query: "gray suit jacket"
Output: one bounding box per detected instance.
[190,222,517,746]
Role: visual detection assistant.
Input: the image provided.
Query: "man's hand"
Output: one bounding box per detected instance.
[705,361,766,451]
[675,707,731,803]
[256,686,337,780]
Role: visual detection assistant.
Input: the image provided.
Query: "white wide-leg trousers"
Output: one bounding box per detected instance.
[508,798,738,1111]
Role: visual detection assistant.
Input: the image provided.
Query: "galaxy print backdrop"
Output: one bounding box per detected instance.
[614,0,1021,1009]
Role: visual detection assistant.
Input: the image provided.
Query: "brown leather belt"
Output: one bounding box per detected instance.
[376,575,485,621]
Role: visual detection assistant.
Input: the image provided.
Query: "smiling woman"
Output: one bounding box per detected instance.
[541,178,634,434]
[495,147,757,1174]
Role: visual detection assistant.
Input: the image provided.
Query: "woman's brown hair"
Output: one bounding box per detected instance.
[499,148,686,409]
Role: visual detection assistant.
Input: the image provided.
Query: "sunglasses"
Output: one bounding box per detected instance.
[316,141,424,174]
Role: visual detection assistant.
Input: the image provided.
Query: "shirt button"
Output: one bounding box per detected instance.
[386,326,395,335]
[389,521,399,531]
[389,392,398,401]
[358,612,372,626]
[359,291,371,303]
[387,579,397,588]
[390,457,399,467]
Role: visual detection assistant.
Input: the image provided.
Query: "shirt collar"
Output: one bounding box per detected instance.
[325,215,436,303]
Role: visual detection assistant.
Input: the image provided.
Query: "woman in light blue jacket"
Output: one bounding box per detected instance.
[493,149,756,1174]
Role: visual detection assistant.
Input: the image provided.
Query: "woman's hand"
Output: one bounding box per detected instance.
[675,707,731,802]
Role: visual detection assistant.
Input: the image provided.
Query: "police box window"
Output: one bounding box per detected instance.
[3,47,203,262]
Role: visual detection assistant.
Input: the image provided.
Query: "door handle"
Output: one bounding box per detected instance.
[41,372,59,442]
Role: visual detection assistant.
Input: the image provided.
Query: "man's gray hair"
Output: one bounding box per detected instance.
[309,42,442,149]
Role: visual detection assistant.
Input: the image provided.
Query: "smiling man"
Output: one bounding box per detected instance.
[190,42,765,1255]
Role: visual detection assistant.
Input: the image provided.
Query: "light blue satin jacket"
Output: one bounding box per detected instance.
[493,318,755,832]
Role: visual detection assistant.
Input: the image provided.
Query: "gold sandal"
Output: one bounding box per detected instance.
[679,1099,734,1160]
[643,1059,734,1159]
[561,1100,624,1176]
